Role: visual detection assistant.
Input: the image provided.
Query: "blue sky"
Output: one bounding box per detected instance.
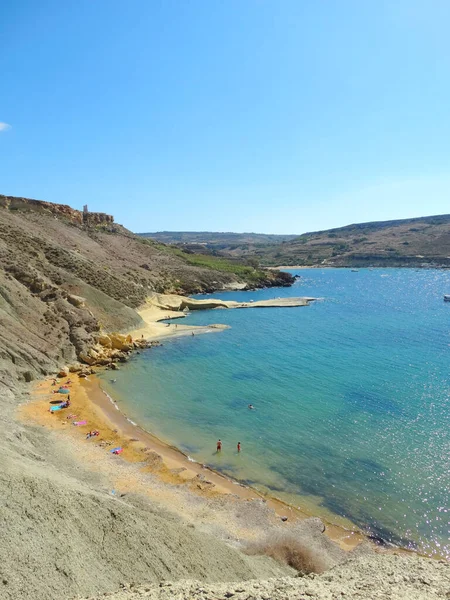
[1,1,450,234]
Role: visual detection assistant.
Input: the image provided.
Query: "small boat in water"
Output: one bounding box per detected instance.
[351,269,359,272]
[444,295,450,302]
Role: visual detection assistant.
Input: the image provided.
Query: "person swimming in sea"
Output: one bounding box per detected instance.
[248,404,254,410]
[216,439,222,452]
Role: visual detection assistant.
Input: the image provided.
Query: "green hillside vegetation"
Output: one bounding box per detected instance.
[144,240,283,285]
[143,215,450,268]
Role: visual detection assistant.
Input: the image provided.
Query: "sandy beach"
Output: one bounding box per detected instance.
[20,367,367,551]
[17,294,370,555]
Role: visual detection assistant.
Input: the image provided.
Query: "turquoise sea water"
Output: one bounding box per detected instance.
[99,269,450,557]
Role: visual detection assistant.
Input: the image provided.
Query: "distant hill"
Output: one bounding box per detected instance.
[138,231,297,252]
[141,215,450,268]
[256,214,450,267]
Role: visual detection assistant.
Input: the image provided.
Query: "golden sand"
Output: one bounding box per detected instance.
[20,373,365,552]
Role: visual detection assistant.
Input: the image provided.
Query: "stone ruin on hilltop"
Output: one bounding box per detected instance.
[0,194,114,227]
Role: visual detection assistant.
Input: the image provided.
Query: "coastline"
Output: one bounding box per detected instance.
[269,265,450,270]
[22,372,366,552]
[26,288,450,563]
[17,294,372,555]
[89,375,367,542]
[23,289,448,560]
[267,265,323,270]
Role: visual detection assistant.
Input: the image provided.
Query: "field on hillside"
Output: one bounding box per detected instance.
[142,215,450,268]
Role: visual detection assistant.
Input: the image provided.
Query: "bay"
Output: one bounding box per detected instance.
[99,268,450,557]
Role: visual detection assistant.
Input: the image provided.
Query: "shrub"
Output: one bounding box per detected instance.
[245,531,328,575]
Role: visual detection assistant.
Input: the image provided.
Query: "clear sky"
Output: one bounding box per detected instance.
[1,1,450,234]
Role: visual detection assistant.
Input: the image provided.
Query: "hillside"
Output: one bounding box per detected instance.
[0,194,298,599]
[86,553,450,600]
[145,215,450,268]
[139,231,297,248]
[257,214,450,267]
[138,231,297,265]
[0,195,294,387]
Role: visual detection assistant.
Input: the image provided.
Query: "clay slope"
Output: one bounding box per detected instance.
[0,195,297,600]
[83,554,450,600]
[0,384,294,600]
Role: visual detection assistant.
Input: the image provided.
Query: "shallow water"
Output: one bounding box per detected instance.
[99,269,450,557]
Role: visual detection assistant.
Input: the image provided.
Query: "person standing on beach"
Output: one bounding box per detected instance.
[216,439,222,452]
[237,442,241,453]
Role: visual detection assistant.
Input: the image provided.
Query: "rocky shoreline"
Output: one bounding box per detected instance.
[59,293,315,375]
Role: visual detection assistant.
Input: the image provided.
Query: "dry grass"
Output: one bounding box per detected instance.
[245,531,328,575]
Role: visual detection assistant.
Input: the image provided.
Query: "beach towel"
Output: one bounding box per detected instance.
[73,420,87,426]
[57,388,70,394]
[110,447,123,454]
[50,405,62,412]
